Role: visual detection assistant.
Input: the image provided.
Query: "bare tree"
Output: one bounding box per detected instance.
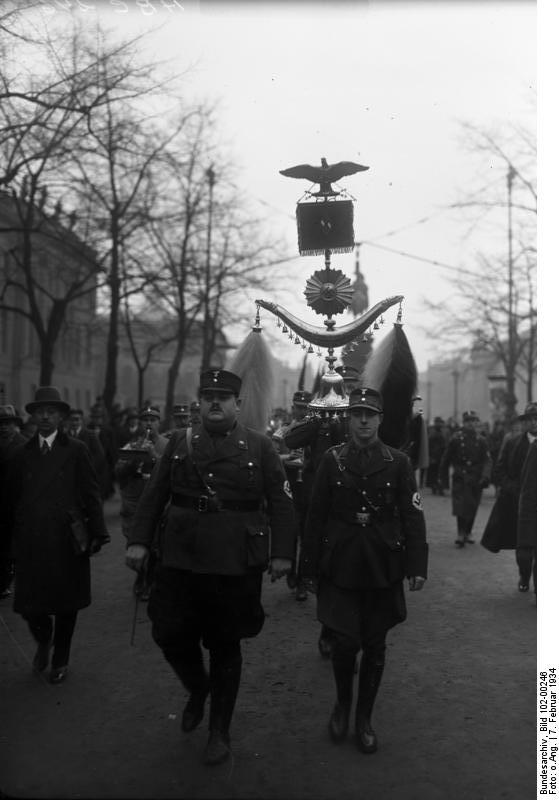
[425,119,536,421]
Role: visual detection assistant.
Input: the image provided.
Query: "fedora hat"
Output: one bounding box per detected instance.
[25,386,70,415]
[0,404,23,426]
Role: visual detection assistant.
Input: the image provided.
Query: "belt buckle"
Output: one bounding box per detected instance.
[355,511,370,525]
[198,495,209,512]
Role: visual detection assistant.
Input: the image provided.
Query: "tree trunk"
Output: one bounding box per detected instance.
[102,226,120,415]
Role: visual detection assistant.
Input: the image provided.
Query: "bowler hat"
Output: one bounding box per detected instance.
[292,390,312,406]
[199,369,242,396]
[517,401,536,420]
[25,386,70,415]
[0,404,23,426]
[348,387,383,413]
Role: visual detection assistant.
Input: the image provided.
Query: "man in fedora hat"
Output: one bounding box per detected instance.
[125,368,295,766]
[439,411,492,548]
[5,386,110,684]
[301,387,428,755]
[0,405,26,598]
[481,401,537,591]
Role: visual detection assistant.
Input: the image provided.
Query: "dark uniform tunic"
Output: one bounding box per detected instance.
[302,439,428,643]
[439,428,492,526]
[481,431,531,552]
[128,422,295,644]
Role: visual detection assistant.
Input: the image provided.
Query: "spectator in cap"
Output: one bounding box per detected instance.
[114,404,167,601]
[125,368,296,766]
[425,417,448,496]
[189,400,201,426]
[4,386,109,684]
[481,401,537,591]
[439,411,492,548]
[335,364,360,391]
[165,402,190,438]
[0,405,26,598]
[302,386,428,755]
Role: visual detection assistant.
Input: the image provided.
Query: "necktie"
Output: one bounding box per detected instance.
[41,440,50,456]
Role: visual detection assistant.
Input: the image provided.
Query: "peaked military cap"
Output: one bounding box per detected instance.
[25,386,70,415]
[462,410,479,422]
[517,401,536,420]
[172,401,189,415]
[190,400,201,412]
[199,368,242,396]
[292,390,312,406]
[0,404,23,426]
[140,404,160,419]
[335,364,360,383]
[348,387,383,413]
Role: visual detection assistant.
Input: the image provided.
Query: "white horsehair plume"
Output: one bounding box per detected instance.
[229,330,275,434]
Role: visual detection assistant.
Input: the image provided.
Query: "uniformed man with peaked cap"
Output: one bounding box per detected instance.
[439,410,492,547]
[302,386,428,755]
[126,368,296,766]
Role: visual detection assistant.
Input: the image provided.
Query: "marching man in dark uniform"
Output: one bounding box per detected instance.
[125,369,295,766]
[439,410,492,548]
[302,387,428,754]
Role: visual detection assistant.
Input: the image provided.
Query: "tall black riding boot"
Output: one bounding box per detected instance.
[203,644,242,766]
[162,644,210,733]
[355,652,385,754]
[328,646,356,743]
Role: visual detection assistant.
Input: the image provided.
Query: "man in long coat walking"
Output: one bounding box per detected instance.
[6,386,109,684]
[481,402,537,590]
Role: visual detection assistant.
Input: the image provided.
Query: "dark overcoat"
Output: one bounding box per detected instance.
[302,440,428,635]
[439,429,492,519]
[517,439,536,549]
[481,432,531,552]
[7,431,108,616]
[128,423,296,575]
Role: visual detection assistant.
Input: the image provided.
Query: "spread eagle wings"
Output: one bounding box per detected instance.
[279,161,369,184]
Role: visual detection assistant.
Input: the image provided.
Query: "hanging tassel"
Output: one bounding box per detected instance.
[229,330,275,434]
[361,324,418,449]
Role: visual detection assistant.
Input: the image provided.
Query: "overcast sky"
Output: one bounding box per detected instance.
[34,0,536,374]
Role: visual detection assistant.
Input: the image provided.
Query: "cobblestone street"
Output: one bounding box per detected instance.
[1,488,536,799]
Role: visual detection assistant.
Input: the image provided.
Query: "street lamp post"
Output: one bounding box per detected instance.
[506,165,517,421]
[451,368,459,423]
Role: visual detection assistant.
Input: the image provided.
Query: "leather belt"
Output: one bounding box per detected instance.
[333,511,372,526]
[171,494,260,513]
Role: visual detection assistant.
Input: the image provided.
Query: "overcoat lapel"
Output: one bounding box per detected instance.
[22,433,75,505]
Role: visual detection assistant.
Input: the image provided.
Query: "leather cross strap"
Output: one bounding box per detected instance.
[332,448,380,513]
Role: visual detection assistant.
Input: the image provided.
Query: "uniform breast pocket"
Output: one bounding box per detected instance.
[240,459,261,490]
[246,524,269,568]
[170,454,188,484]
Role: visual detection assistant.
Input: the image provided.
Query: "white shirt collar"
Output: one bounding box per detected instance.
[39,430,58,449]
